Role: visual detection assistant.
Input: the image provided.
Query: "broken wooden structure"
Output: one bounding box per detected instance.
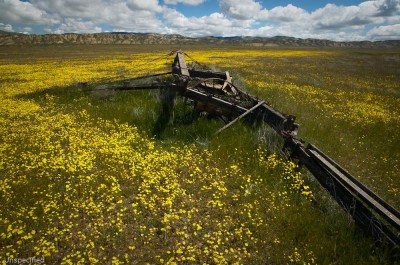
[108,50,399,257]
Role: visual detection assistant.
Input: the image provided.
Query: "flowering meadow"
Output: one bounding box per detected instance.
[0,45,397,264]
[189,49,400,207]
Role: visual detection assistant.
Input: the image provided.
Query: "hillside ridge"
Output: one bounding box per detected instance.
[0,32,399,48]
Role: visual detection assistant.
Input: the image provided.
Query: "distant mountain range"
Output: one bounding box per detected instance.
[0,31,399,48]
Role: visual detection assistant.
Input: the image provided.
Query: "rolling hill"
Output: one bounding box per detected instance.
[0,32,399,48]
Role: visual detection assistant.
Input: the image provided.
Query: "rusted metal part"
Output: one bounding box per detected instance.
[215,100,265,134]
[102,51,400,257]
[171,51,399,257]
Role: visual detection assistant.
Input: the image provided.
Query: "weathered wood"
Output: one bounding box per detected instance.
[308,144,400,221]
[184,87,248,114]
[221,72,231,91]
[308,147,400,231]
[110,51,400,257]
[290,141,400,253]
[188,69,227,79]
[182,51,400,257]
[215,100,265,134]
[173,51,190,77]
[258,103,292,134]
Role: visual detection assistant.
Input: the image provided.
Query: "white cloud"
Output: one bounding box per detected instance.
[0,0,56,24]
[31,0,164,34]
[311,0,400,30]
[164,0,206,5]
[254,1,399,38]
[30,0,104,18]
[0,23,14,32]
[372,0,400,16]
[105,2,164,32]
[19,26,33,34]
[219,0,264,20]
[0,0,399,41]
[311,4,371,30]
[387,15,400,23]
[50,18,102,34]
[127,0,162,12]
[367,23,400,40]
[216,0,399,39]
[263,4,309,22]
[163,7,254,36]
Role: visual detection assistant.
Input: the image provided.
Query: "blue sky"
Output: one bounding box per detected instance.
[0,0,399,41]
[178,1,367,16]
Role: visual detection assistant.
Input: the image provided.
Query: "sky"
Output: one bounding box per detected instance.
[0,0,399,41]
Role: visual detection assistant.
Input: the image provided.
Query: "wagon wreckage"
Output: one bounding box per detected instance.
[96,50,399,257]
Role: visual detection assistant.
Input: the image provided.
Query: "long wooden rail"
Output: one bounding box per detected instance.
[106,50,399,257]
[171,51,400,257]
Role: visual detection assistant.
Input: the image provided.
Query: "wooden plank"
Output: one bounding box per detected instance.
[184,87,248,114]
[308,149,400,231]
[308,144,400,220]
[188,69,227,79]
[292,143,400,251]
[174,51,400,256]
[258,104,290,134]
[221,72,232,90]
[215,100,265,134]
[176,52,190,77]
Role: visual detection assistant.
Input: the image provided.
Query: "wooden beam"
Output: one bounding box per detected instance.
[188,69,227,79]
[308,146,400,230]
[173,51,190,77]
[215,100,265,135]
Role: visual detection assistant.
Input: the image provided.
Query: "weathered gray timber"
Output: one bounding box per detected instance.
[99,51,400,258]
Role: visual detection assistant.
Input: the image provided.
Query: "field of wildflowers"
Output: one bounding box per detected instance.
[0,45,397,264]
[187,48,400,207]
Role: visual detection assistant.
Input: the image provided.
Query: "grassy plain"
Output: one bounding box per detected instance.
[191,48,400,207]
[0,45,399,264]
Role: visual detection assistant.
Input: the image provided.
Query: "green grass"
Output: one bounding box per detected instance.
[0,45,398,264]
[207,49,400,207]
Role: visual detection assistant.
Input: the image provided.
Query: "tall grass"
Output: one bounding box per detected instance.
[0,45,398,264]
[190,48,400,207]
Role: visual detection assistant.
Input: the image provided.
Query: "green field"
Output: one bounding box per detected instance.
[0,45,399,264]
